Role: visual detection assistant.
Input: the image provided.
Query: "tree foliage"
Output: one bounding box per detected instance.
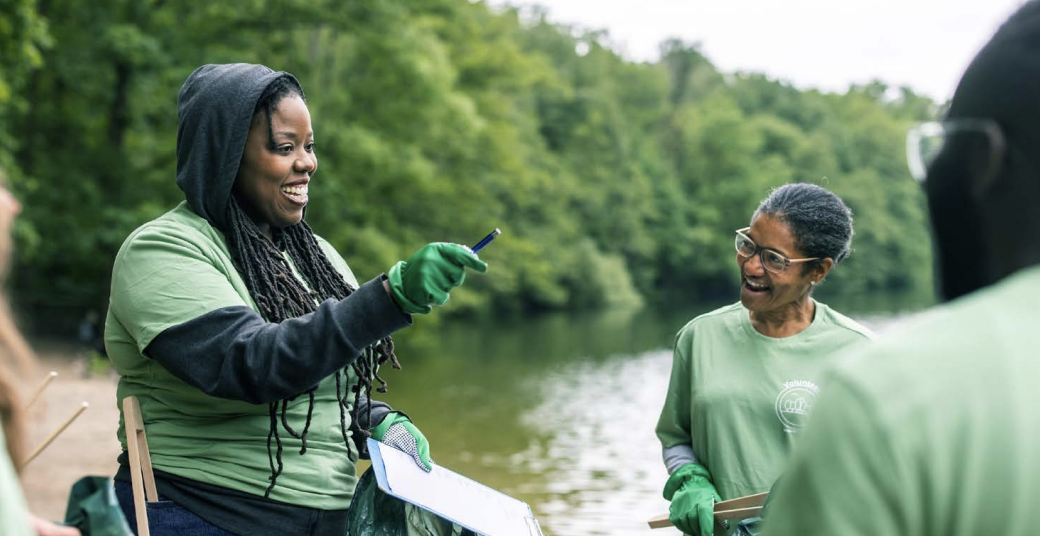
[0,0,939,324]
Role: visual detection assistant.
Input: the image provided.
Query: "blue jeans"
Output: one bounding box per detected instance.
[114,480,237,536]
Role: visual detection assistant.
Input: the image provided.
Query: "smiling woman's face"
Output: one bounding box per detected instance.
[232,94,317,238]
[737,214,818,314]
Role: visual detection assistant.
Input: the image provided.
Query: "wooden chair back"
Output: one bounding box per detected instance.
[121,396,157,536]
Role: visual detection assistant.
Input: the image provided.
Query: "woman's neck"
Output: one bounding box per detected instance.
[749,297,816,338]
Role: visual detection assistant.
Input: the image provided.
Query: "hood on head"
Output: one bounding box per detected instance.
[175,63,303,231]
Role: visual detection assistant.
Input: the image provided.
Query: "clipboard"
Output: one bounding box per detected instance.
[368,438,543,536]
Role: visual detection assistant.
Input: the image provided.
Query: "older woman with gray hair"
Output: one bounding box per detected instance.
[655,183,874,535]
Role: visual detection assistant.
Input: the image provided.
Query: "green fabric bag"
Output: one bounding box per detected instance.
[62,476,133,536]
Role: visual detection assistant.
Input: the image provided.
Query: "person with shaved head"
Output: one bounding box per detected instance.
[765,2,1040,534]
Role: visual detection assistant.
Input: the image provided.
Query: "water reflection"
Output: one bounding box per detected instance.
[379,291,932,536]
[519,348,675,535]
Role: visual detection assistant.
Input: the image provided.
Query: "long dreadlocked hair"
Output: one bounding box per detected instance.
[223,76,401,498]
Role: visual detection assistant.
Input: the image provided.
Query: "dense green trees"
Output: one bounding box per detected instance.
[0,0,937,324]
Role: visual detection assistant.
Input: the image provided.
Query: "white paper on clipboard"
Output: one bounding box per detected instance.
[367,438,543,536]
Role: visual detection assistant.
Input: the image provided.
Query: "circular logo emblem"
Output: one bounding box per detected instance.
[775,381,819,432]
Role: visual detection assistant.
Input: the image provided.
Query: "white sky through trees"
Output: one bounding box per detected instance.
[488,0,1027,102]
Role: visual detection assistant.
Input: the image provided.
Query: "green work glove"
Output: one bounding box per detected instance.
[664,462,721,536]
[387,242,488,314]
[370,411,433,472]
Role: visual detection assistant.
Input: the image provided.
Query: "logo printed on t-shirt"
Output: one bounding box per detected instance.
[775,380,820,433]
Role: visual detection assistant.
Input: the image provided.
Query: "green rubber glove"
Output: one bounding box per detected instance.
[663,462,721,536]
[370,411,432,472]
[387,242,488,314]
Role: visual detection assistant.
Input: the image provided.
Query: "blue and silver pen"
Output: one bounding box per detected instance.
[471,228,501,253]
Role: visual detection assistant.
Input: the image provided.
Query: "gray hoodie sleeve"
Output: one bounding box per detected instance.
[663,444,699,474]
[145,275,411,405]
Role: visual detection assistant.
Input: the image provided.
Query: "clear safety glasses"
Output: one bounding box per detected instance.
[906,119,1006,186]
[735,228,819,274]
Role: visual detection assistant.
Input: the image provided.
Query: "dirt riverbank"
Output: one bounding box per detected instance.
[19,341,121,520]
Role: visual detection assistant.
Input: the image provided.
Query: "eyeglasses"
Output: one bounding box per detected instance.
[906,119,1005,188]
[735,228,819,274]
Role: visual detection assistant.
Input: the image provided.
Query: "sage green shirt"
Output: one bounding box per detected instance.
[0,425,32,536]
[765,265,1040,535]
[656,301,873,500]
[106,202,362,510]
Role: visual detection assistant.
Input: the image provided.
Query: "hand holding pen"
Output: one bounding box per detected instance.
[386,228,500,314]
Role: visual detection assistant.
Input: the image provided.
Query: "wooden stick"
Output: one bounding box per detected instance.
[648,508,765,530]
[25,371,58,409]
[21,402,88,468]
[647,514,672,529]
[715,491,768,511]
[648,492,769,529]
[715,506,764,521]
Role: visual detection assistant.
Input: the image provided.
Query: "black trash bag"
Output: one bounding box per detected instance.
[732,516,762,536]
[63,476,134,536]
[345,468,473,536]
[345,468,409,536]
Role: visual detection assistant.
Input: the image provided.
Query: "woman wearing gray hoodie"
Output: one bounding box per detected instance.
[105,63,484,535]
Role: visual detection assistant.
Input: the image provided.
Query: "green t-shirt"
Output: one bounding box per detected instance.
[105,202,362,510]
[655,301,873,500]
[0,425,32,536]
[765,265,1040,535]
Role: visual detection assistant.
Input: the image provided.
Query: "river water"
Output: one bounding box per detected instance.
[378,290,933,535]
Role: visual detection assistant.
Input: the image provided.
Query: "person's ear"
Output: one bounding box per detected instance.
[966,135,1004,200]
[811,258,834,285]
